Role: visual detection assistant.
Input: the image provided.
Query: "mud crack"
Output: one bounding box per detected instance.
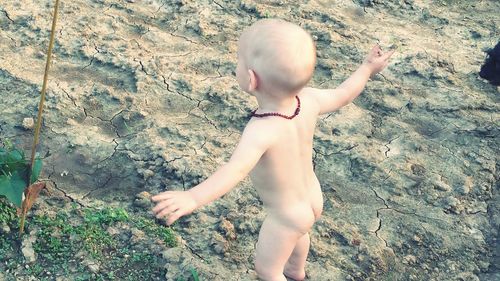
[370,186,390,248]
[47,166,85,207]
[82,44,101,70]
[369,173,450,248]
[384,136,399,157]
[83,107,123,138]
[212,0,225,10]
[56,81,78,108]
[1,9,14,23]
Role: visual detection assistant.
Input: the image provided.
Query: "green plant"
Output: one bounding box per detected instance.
[1,205,177,279]
[176,268,200,281]
[84,207,130,224]
[0,145,42,207]
[0,0,60,234]
[0,198,17,223]
[133,217,177,247]
[190,268,200,281]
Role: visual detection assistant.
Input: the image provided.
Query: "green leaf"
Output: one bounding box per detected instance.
[190,268,199,281]
[0,172,27,207]
[30,158,43,184]
[0,148,8,171]
[1,149,27,174]
[12,170,29,206]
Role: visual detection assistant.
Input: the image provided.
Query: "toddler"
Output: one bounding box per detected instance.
[152,19,394,281]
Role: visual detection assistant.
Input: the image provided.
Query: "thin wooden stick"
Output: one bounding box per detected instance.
[21,0,60,234]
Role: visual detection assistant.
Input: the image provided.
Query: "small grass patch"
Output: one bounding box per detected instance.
[0,198,17,224]
[176,267,201,281]
[0,200,178,280]
[134,216,177,247]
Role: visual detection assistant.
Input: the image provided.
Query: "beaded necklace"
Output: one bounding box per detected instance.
[251,96,301,120]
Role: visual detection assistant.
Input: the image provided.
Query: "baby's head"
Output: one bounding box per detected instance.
[236,19,316,96]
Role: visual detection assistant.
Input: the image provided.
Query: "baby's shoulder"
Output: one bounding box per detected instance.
[245,116,282,133]
[243,117,284,142]
[298,88,322,116]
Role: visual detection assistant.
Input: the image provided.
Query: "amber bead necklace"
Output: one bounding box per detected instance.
[251,96,301,120]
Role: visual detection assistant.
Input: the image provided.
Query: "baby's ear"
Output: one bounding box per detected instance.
[248,69,258,92]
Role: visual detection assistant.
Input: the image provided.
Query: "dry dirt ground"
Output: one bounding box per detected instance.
[0,0,499,280]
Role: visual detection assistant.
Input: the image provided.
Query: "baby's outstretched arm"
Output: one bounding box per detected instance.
[309,45,395,114]
[152,120,271,225]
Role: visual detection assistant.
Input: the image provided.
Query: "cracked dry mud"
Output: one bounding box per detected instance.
[1,0,499,280]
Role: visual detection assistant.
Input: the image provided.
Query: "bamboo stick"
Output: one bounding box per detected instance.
[21,0,60,234]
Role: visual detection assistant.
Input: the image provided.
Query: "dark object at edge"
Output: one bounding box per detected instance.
[479,41,500,86]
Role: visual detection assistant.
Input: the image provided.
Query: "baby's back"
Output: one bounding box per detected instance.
[249,92,323,233]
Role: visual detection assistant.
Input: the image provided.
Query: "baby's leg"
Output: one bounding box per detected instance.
[255,216,304,281]
[283,233,309,281]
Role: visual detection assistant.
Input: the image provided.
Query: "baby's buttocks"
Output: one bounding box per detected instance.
[268,185,323,235]
[310,176,323,221]
[311,192,323,221]
[268,204,316,235]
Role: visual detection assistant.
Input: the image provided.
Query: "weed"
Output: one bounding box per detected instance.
[0,198,16,224]
[176,267,201,281]
[191,267,200,281]
[83,207,129,225]
[1,206,177,279]
[133,217,177,247]
[133,24,149,35]
[262,10,271,18]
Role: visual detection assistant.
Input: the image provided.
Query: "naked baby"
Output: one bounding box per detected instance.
[152,19,394,281]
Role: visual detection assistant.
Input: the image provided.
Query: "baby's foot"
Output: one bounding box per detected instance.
[283,267,306,281]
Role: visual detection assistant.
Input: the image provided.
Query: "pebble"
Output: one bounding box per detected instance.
[434,181,452,192]
[142,169,155,180]
[356,254,365,262]
[22,117,35,130]
[130,228,145,243]
[1,223,11,234]
[21,234,37,263]
[161,247,183,263]
[107,226,120,236]
[235,220,258,234]
[410,164,426,176]
[444,196,460,209]
[403,254,417,264]
[35,51,45,59]
[218,217,236,240]
[412,235,422,245]
[211,232,228,255]
[133,191,152,209]
[82,259,100,273]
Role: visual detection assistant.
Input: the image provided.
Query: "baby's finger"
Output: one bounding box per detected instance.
[151,192,173,202]
[167,210,183,225]
[152,199,174,214]
[369,44,380,56]
[382,49,396,61]
[156,204,179,219]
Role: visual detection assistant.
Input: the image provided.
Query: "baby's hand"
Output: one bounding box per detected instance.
[151,190,197,225]
[362,44,395,76]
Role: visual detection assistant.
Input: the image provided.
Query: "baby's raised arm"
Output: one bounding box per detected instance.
[309,45,395,115]
[152,119,272,225]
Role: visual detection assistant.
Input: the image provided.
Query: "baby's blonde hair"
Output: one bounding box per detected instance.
[240,19,316,94]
